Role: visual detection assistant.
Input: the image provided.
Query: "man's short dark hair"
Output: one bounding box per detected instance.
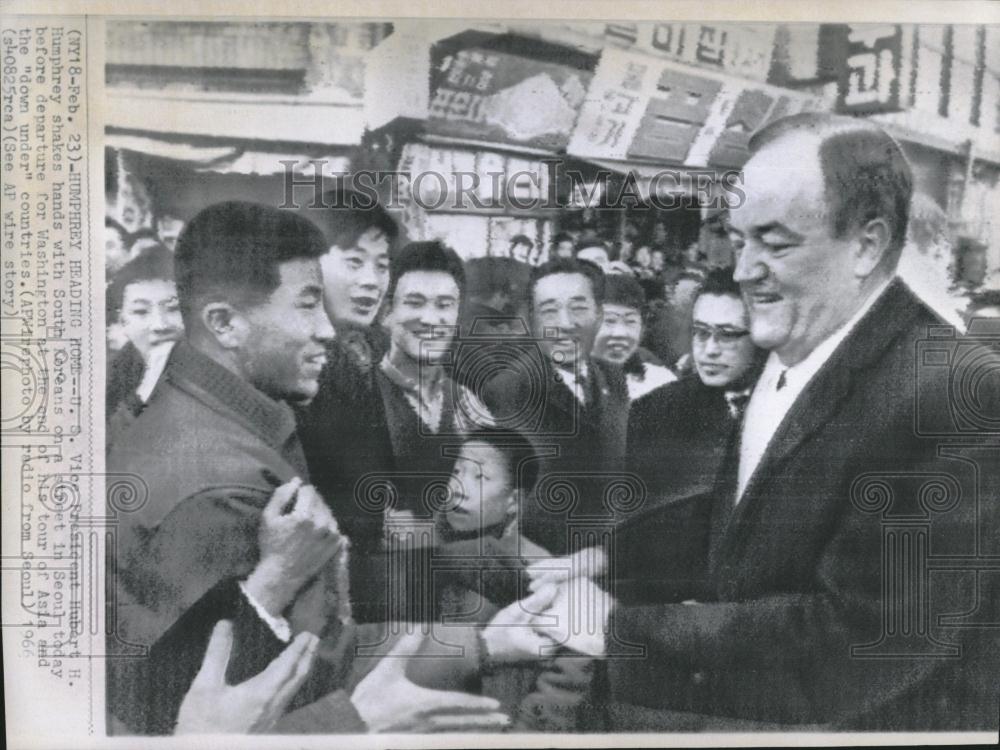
[528,256,605,309]
[126,226,161,252]
[693,266,741,304]
[749,113,913,258]
[386,240,466,304]
[574,234,608,255]
[174,201,327,327]
[509,234,533,249]
[604,273,645,311]
[107,244,175,321]
[552,232,573,245]
[307,187,399,253]
[462,426,540,494]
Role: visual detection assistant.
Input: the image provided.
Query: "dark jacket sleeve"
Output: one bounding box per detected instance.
[114,486,269,649]
[607,467,990,728]
[109,577,287,735]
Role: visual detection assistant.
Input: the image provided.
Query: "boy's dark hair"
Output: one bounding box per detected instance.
[308,187,399,252]
[386,240,466,304]
[463,427,540,494]
[106,244,176,321]
[604,273,646,311]
[574,233,608,255]
[509,234,533,249]
[528,256,605,309]
[174,201,327,327]
[126,226,161,251]
[551,231,573,245]
[693,266,741,303]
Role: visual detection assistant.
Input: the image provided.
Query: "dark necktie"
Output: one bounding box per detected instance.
[725,389,751,420]
[776,369,788,391]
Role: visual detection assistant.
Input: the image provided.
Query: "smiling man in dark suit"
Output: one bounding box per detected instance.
[481,257,631,557]
[531,114,1000,731]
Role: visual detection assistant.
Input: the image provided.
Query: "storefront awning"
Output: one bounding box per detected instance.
[106,88,365,148]
[105,131,352,176]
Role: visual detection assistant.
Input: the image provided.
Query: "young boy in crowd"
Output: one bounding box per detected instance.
[434,427,549,618]
[405,427,595,733]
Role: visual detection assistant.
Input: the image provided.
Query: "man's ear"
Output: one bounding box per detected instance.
[200,302,247,350]
[505,489,520,520]
[854,217,893,277]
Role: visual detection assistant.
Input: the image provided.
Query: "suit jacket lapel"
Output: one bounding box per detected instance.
[547,364,581,423]
[712,281,927,571]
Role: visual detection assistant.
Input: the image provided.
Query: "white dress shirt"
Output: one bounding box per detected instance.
[238,580,292,643]
[736,280,892,502]
[554,361,590,406]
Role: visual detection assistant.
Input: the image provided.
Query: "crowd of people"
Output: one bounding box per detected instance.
[104,113,999,735]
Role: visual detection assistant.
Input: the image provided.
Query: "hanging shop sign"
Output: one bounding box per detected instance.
[568,46,819,168]
[833,24,904,114]
[567,22,777,83]
[426,47,591,150]
[395,142,553,212]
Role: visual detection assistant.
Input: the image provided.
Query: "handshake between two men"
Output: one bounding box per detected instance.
[174,477,615,735]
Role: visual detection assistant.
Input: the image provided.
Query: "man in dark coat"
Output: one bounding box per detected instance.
[481,257,631,556]
[106,202,504,734]
[532,114,1000,731]
[622,268,765,602]
[298,241,494,623]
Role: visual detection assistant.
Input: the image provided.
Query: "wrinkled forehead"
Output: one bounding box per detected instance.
[533,272,595,303]
[394,269,460,297]
[603,302,641,318]
[729,133,826,231]
[458,441,507,470]
[693,292,748,327]
[122,278,178,304]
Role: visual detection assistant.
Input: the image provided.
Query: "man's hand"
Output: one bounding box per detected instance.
[480,587,560,662]
[532,578,613,657]
[526,546,607,591]
[244,478,342,617]
[351,630,509,733]
[175,620,318,734]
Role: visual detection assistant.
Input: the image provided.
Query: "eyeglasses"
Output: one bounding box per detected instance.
[692,323,751,347]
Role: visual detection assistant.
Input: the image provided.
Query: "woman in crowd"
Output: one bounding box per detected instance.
[592,273,677,401]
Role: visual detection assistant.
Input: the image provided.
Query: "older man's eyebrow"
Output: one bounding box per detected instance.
[753,222,806,242]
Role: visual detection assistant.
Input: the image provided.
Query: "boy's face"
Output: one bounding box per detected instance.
[319,227,391,327]
[445,441,514,533]
[383,270,461,365]
[239,259,334,403]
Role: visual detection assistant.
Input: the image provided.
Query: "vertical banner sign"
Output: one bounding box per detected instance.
[836,24,904,114]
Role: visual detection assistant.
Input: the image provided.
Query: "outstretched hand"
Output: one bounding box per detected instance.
[175,620,318,734]
[351,629,510,733]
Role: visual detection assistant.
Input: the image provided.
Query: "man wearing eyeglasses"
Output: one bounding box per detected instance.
[690,271,760,397]
[623,269,765,598]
